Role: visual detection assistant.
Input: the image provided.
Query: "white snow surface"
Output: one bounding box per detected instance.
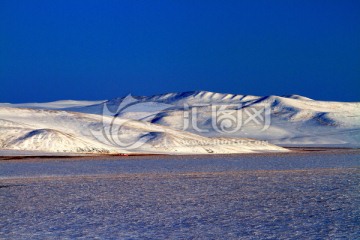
[0,106,285,155]
[0,99,105,109]
[1,91,359,154]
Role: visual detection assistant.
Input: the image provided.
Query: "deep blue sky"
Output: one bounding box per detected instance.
[1,0,359,103]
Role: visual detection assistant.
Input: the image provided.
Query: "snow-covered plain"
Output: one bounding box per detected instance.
[1,91,359,155]
[1,151,359,239]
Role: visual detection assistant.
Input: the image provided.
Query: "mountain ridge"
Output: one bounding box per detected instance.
[0,91,359,155]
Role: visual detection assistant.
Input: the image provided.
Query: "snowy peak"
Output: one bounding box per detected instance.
[281,94,313,101]
[1,91,359,153]
[143,91,260,104]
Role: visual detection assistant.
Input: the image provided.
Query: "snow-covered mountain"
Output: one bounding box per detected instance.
[133,91,359,148]
[0,105,286,155]
[57,91,359,147]
[1,91,359,155]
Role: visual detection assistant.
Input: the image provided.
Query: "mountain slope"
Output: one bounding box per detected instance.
[1,90,358,153]
[0,106,287,154]
[147,93,360,147]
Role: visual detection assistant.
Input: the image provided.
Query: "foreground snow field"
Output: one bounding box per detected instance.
[1,151,359,239]
[0,91,359,154]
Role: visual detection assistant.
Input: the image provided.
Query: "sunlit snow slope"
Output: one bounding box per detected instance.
[1,91,358,155]
[0,105,286,155]
[60,91,359,148]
